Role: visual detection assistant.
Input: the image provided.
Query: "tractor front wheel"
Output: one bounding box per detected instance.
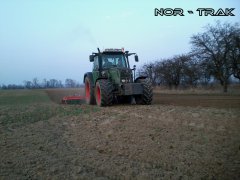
[85,77,95,105]
[135,78,153,105]
[95,80,113,107]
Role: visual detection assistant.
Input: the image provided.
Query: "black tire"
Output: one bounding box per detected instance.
[85,77,95,105]
[95,79,113,107]
[135,78,153,105]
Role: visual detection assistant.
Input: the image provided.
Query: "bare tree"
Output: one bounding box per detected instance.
[230,32,240,80]
[24,81,32,89]
[156,55,189,89]
[181,54,209,87]
[65,78,76,88]
[191,21,240,92]
[155,59,174,88]
[32,78,39,89]
[49,79,59,88]
[153,58,181,89]
[42,78,48,88]
[1,84,7,89]
[138,63,158,86]
[139,54,206,89]
[58,80,63,88]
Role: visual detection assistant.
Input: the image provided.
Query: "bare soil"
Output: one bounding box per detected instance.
[0,89,240,179]
[153,93,240,109]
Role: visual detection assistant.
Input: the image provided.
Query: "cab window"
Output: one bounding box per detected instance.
[102,54,128,68]
[93,56,99,70]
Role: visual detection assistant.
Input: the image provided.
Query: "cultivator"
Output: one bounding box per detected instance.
[61,96,85,104]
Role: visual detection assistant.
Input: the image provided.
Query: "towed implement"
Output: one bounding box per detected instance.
[84,48,153,107]
[61,95,85,104]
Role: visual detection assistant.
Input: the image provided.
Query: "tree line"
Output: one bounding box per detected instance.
[0,78,83,89]
[139,21,240,92]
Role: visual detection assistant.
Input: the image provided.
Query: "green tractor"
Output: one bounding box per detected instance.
[83,48,153,106]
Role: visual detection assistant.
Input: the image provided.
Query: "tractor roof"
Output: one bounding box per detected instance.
[103,48,124,53]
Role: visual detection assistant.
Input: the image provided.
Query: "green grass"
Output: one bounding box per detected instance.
[0,89,51,105]
[0,89,99,129]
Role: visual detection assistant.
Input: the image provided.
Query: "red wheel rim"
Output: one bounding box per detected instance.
[96,85,101,105]
[85,81,90,100]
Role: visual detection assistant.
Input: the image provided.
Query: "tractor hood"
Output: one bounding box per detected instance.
[107,68,132,84]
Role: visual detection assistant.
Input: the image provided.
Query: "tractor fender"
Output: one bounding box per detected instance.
[134,76,147,83]
[83,72,94,87]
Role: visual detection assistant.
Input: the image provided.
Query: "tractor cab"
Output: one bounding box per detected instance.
[101,51,129,69]
[90,48,138,69]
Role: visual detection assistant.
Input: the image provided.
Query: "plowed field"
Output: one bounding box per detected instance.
[0,89,239,179]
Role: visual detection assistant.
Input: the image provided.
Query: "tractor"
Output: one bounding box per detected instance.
[83,48,153,106]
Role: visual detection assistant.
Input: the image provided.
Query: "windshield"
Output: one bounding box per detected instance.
[102,54,128,68]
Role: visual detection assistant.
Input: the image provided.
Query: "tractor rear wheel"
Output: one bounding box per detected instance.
[85,77,95,105]
[95,79,113,107]
[135,78,153,105]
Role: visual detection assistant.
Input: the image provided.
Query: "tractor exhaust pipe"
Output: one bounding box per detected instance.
[97,48,101,53]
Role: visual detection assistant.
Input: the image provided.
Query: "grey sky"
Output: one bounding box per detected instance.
[0,0,239,84]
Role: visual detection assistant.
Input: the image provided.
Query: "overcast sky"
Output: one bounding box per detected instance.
[0,0,239,85]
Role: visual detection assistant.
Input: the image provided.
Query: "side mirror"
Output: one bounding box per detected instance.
[89,55,94,62]
[134,55,139,62]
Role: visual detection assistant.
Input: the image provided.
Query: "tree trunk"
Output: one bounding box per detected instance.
[223,81,228,93]
[168,83,172,90]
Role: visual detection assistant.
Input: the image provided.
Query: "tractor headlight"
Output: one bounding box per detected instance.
[121,79,126,83]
